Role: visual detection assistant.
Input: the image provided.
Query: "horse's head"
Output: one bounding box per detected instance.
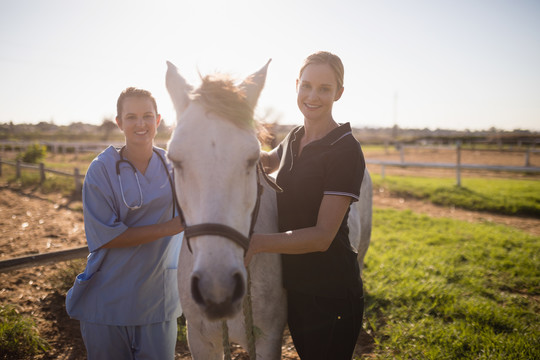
[166,60,270,320]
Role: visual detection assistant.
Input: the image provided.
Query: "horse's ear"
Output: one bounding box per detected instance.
[166,61,192,118]
[240,59,271,110]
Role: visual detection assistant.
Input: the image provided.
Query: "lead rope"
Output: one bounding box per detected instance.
[220,164,271,359]
[243,270,257,359]
[222,269,257,359]
[222,320,232,360]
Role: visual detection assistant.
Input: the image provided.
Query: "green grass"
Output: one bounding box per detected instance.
[2,169,81,197]
[52,260,86,293]
[44,153,95,172]
[177,315,188,345]
[0,305,50,359]
[361,208,540,359]
[372,175,540,216]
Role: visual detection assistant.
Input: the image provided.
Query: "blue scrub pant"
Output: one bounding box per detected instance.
[80,320,177,360]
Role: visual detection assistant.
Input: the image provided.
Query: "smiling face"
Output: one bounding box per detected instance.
[296,63,344,123]
[116,96,161,148]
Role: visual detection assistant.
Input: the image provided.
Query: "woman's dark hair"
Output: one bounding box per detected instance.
[116,87,158,118]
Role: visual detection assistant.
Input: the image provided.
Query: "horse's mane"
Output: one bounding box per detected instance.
[192,75,255,130]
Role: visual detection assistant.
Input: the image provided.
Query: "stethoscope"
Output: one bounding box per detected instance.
[116,146,178,219]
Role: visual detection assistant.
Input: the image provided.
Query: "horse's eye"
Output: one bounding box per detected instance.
[172,160,183,170]
[168,155,183,171]
[246,157,258,169]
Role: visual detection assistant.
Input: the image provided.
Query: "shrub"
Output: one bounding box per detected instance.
[17,143,47,164]
[177,315,188,344]
[0,305,49,359]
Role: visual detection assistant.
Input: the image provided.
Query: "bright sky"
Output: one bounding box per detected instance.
[1,0,539,131]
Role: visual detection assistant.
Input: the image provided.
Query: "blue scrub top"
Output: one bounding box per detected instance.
[66,146,182,326]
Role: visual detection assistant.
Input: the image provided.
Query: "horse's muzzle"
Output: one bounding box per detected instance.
[190,269,245,320]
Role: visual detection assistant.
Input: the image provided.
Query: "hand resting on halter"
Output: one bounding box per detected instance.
[244,194,350,266]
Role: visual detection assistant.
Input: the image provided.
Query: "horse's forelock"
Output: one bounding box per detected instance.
[192,75,256,130]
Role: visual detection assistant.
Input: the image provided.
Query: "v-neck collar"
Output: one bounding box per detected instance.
[117,146,158,184]
[291,122,353,152]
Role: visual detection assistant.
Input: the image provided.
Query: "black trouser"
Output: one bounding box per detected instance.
[287,289,364,360]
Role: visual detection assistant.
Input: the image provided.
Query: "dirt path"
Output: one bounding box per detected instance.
[1,186,538,359]
[0,187,87,359]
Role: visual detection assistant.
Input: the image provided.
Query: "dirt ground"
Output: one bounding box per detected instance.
[1,146,539,359]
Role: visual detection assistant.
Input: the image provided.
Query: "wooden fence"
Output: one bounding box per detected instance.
[0,158,84,192]
[366,159,540,186]
[1,143,539,273]
[0,247,89,273]
[0,140,168,154]
[0,158,88,272]
[396,143,540,167]
[367,142,540,186]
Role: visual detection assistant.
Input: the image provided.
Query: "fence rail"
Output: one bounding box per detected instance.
[366,159,540,186]
[0,140,168,153]
[1,143,539,272]
[0,158,83,192]
[366,159,540,172]
[368,142,540,186]
[393,143,539,167]
[0,246,89,273]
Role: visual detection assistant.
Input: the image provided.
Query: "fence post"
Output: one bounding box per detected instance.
[456,141,462,187]
[16,160,21,179]
[39,162,46,183]
[381,164,386,179]
[399,144,404,163]
[525,148,531,167]
[74,168,82,193]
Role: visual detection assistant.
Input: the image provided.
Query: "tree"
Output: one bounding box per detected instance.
[100,117,117,141]
[157,118,171,135]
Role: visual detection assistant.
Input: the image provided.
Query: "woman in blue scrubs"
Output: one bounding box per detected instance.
[246,52,366,359]
[66,87,184,360]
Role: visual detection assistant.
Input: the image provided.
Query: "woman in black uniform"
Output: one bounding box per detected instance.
[245,51,366,359]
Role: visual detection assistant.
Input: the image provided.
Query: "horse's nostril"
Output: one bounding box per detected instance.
[231,272,245,303]
[190,270,246,320]
[191,274,204,305]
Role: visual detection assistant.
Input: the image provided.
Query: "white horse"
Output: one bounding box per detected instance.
[349,170,373,274]
[165,60,372,359]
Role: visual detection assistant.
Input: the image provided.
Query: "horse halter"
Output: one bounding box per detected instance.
[173,161,281,254]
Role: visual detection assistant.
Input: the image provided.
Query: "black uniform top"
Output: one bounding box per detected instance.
[275,122,366,298]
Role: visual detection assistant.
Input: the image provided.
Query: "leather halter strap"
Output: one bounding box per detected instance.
[184,222,250,251]
[175,161,276,254]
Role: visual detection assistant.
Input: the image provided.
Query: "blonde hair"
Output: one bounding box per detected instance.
[299,51,344,90]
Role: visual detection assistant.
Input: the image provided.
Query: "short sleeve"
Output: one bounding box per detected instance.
[82,161,128,252]
[323,139,365,202]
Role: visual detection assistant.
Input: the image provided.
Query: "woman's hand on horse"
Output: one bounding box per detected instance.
[244,235,260,267]
[165,216,185,236]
